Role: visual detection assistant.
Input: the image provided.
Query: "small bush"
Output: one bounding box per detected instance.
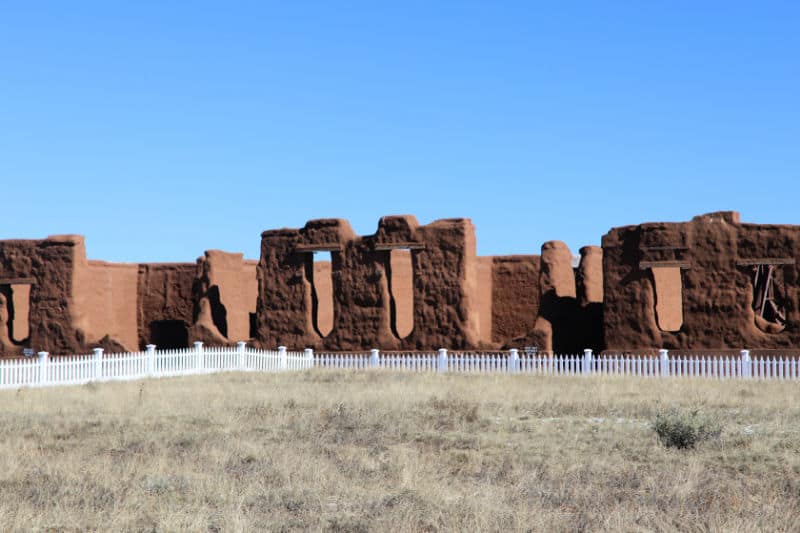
[652,406,722,449]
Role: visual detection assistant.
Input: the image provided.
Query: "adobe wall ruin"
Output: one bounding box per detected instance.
[189,250,259,345]
[253,215,591,351]
[511,242,604,354]
[0,226,586,355]
[255,216,489,350]
[603,211,800,351]
[0,235,85,354]
[9,210,800,355]
[137,263,196,349]
[489,255,540,345]
[0,234,261,356]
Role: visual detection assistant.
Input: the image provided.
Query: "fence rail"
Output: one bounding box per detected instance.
[1,345,798,390]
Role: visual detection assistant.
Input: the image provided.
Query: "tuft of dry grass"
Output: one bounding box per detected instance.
[1,371,799,531]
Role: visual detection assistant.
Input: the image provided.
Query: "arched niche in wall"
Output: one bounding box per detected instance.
[641,261,688,332]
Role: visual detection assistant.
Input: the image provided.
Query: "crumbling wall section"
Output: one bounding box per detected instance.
[255,219,357,349]
[490,255,540,345]
[0,235,83,355]
[603,211,800,350]
[137,263,195,349]
[74,257,139,352]
[405,218,481,349]
[576,246,604,351]
[189,250,258,345]
[255,215,485,350]
[323,235,397,350]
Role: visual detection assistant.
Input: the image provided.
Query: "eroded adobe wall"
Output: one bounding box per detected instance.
[489,255,540,345]
[325,233,396,350]
[533,241,578,353]
[137,263,195,349]
[603,211,800,350]
[504,242,603,353]
[255,215,485,350]
[256,219,359,349]
[0,235,83,355]
[405,218,481,349]
[73,257,139,352]
[576,246,604,351]
[190,250,259,345]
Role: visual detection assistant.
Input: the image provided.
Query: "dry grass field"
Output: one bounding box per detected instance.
[1,371,799,532]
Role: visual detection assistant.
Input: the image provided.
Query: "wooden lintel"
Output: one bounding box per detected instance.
[0,277,36,285]
[639,261,691,270]
[736,258,795,266]
[294,244,342,252]
[373,242,425,251]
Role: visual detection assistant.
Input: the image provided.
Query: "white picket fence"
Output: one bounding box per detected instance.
[1,344,798,391]
[314,348,800,380]
[0,342,311,390]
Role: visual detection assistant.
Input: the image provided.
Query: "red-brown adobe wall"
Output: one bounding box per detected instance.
[603,211,800,351]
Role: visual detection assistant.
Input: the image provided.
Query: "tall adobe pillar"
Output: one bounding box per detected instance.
[405,218,481,349]
[532,241,578,353]
[576,245,604,350]
[190,250,259,346]
[256,219,355,349]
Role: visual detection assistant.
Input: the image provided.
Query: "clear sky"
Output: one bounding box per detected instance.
[1,2,798,262]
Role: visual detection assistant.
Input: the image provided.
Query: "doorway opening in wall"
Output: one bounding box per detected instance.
[310,251,334,338]
[149,320,189,349]
[0,283,31,344]
[387,249,414,339]
[751,264,787,333]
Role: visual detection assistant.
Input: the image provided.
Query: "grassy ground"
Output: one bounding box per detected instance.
[0,371,799,532]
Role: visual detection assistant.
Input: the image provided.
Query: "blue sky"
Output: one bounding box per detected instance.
[1,2,798,262]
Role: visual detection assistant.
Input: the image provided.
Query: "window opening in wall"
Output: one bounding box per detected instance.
[310,251,334,337]
[752,265,786,333]
[387,249,414,339]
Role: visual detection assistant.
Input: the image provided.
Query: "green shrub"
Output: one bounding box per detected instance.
[652,406,722,449]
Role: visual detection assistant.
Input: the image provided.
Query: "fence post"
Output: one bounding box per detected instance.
[659,349,669,377]
[370,349,380,368]
[509,348,519,374]
[93,347,103,381]
[583,349,593,376]
[304,348,314,370]
[194,341,204,373]
[38,351,49,386]
[437,348,448,373]
[741,349,751,379]
[237,341,247,371]
[278,346,287,371]
[146,344,156,376]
